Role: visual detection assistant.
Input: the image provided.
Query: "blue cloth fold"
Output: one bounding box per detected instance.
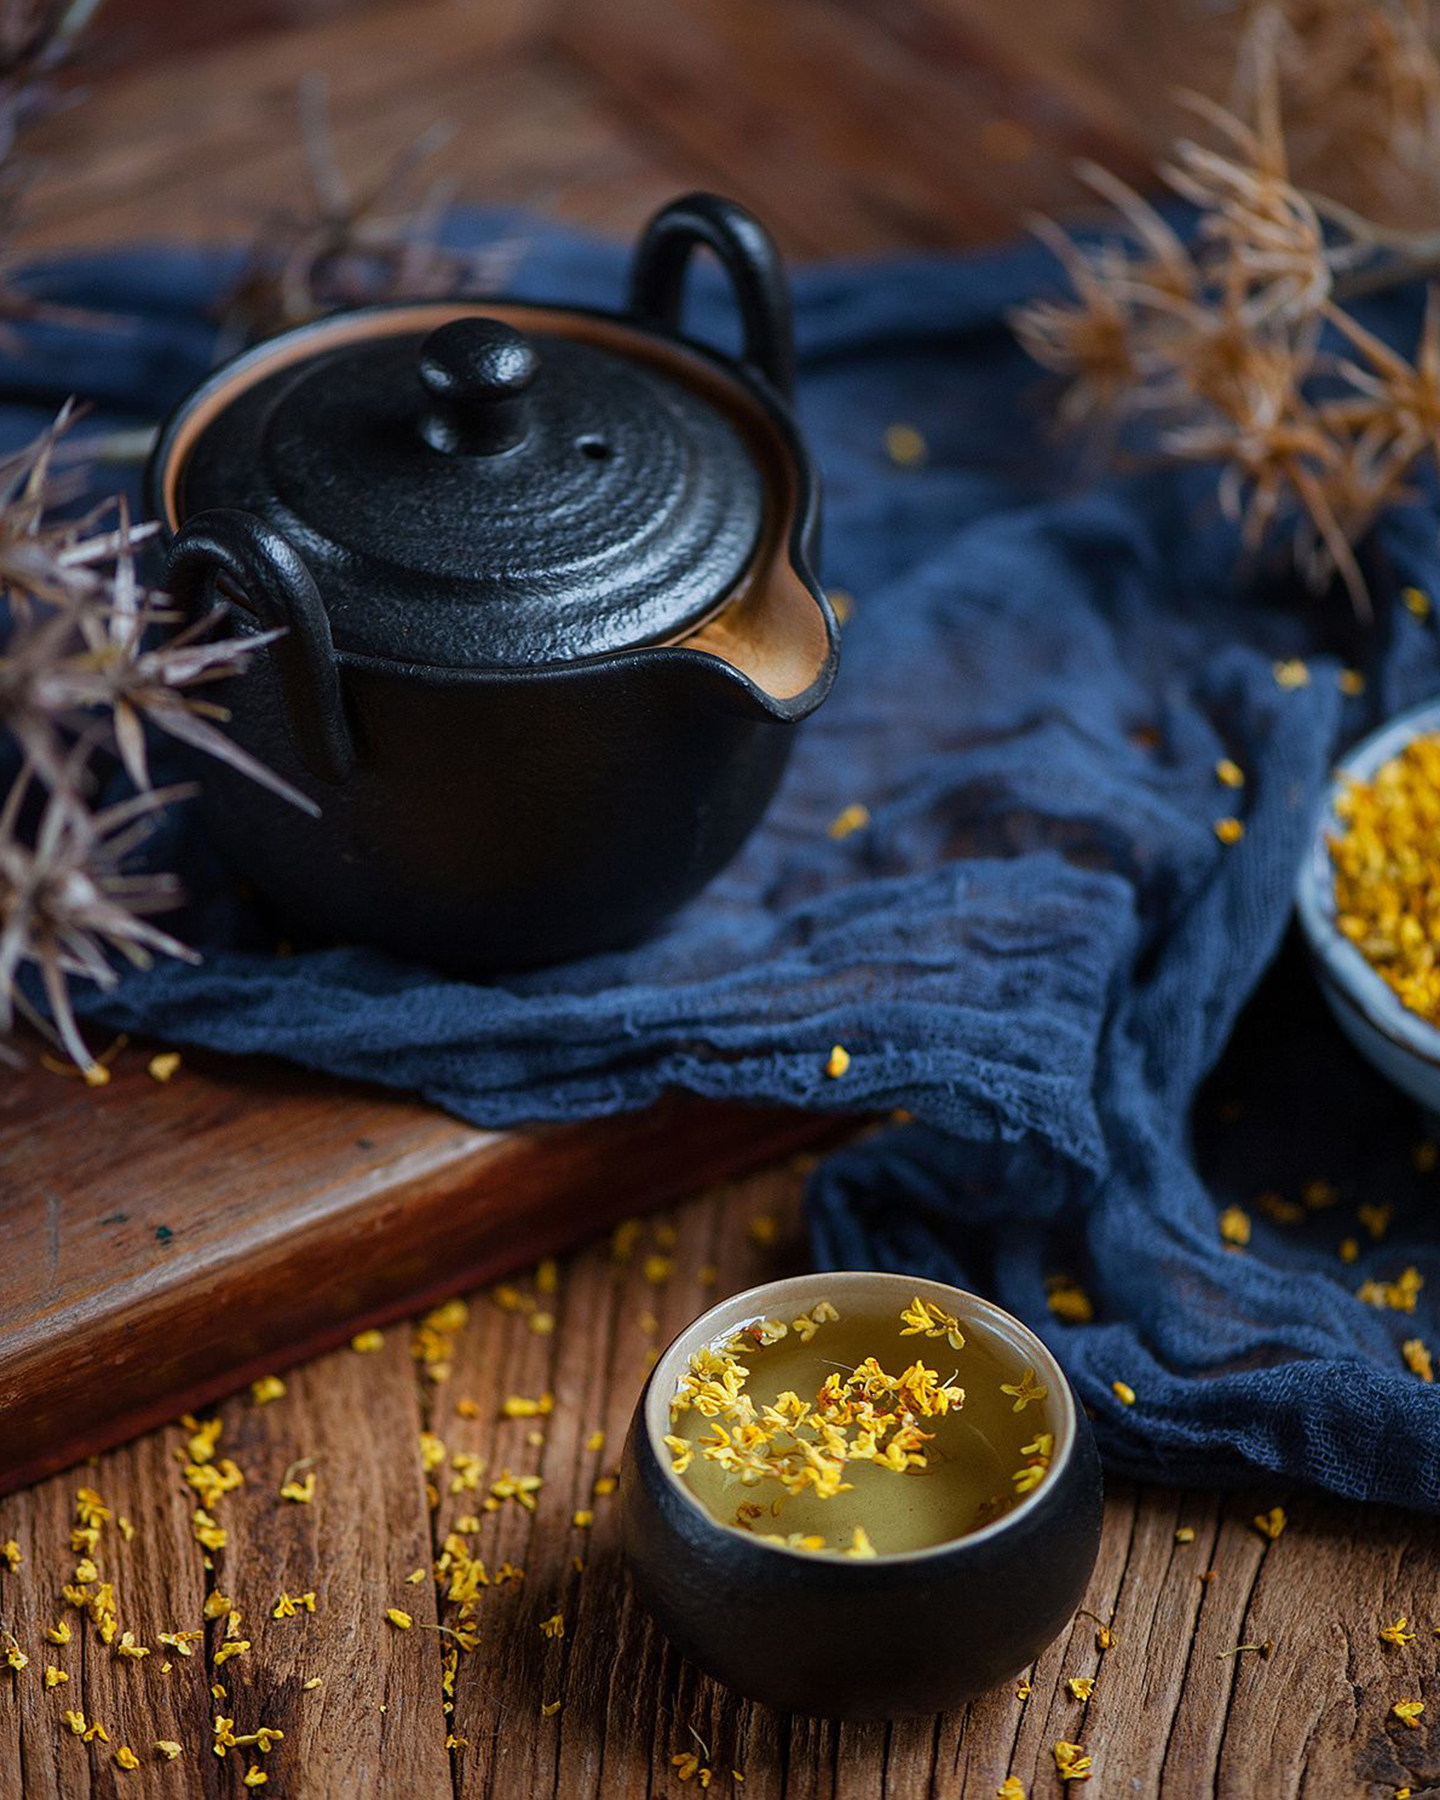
[11,213,1440,1509]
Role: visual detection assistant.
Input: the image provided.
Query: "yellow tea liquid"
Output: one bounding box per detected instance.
[667,1300,1061,1555]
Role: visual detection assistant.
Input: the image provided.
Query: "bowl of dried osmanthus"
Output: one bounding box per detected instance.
[1297,696,1440,1120]
[619,1271,1102,1718]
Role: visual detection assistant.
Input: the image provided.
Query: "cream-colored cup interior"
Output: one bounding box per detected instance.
[645,1271,1076,1563]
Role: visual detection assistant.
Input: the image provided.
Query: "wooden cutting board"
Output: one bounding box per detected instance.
[0,1042,841,1496]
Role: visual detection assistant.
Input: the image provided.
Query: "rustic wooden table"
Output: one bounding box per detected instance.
[3,2,1438,1797]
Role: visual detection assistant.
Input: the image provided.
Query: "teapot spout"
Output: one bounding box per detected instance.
[681,556,837,723]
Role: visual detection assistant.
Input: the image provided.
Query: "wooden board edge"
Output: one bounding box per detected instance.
[0,1099,848,1496]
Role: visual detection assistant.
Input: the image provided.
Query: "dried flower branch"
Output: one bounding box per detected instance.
[220,74,524,348]
[0,767,196,1070]
[1011,5,1440,615]
[1232,0,1440,230]
[0,413,301,1070]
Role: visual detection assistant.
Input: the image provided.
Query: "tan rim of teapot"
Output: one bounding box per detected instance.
[158,302,831,705]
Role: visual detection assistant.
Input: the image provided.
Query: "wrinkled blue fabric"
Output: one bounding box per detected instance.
[8,214,1440,1509]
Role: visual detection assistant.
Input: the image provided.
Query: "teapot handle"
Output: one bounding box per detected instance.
[165,508,355,786]
[626,192,795,401]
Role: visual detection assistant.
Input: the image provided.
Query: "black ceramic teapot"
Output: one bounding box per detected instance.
[147,194,836,974]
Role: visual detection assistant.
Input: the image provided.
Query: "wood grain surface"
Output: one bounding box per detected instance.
[3,1157,1438,1800]
[0,1047,840,1495]
[4,0,1438,1796]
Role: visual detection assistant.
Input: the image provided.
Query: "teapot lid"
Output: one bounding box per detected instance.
[174,311,767,668]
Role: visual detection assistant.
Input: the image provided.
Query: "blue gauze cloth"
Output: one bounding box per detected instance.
[8,213,1440,1510]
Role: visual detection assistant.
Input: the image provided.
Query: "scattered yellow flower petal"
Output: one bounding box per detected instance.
[243,1769,268,1789]
[672,1749,714,1786]
[825,1044,850,1078]
[1393,1698,1425,1727]
[1215,758,1245,788]
[748,1214,779,1247]
[0,1540,20,1570]
[1218,1204,1251,1246]
[1357,1266,1425,1313]
[1253,1506,1287,1540]
[1380,1617,1417,1647]
[114,1746,140,1771]
[250,1375,285,1405]
[540,1613,565,1639]
[351,1329,385,1353]
[1112,1381,1136,1406]
[1214,817,1244,845]
[1046,1276,1094,1324]
[1067,1676,1095,1701]
[1273,658,1310,689]
[1339,1238,1360,1264]
[1175,1526,1195,1544]
[154,1741,183,1760]
[62,1710,86,1735]
[45,1665,68,1688]
[883,422,928,467]
[386,1609,413,1630]
[828,803,871,840]
[1403,587,1431,619]
[1358,1201,1393,1241]
[1255,1191,1305,1225]
[191,1509,226,1551]
[996,1779,1026,1800]
[1053,1739,1092,1782]
[572,1510,594,1529]
[1403,1338,1434,1382]
[147,1051,182,1083]
[541,1700,562,1717]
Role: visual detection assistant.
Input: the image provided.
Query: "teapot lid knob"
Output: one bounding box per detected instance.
[418,317,538,455]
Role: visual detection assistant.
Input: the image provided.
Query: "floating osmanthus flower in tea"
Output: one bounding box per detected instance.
[662,1296,1059,1554]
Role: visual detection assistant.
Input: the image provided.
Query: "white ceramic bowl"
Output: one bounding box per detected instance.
[1295,696,1440,1119]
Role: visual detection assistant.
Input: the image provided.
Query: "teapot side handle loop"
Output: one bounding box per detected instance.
[626,193,795,401]
[165,508,355,786]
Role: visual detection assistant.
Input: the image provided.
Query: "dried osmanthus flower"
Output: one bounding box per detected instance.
[0,411,306,1070]
[220,74,525,349]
